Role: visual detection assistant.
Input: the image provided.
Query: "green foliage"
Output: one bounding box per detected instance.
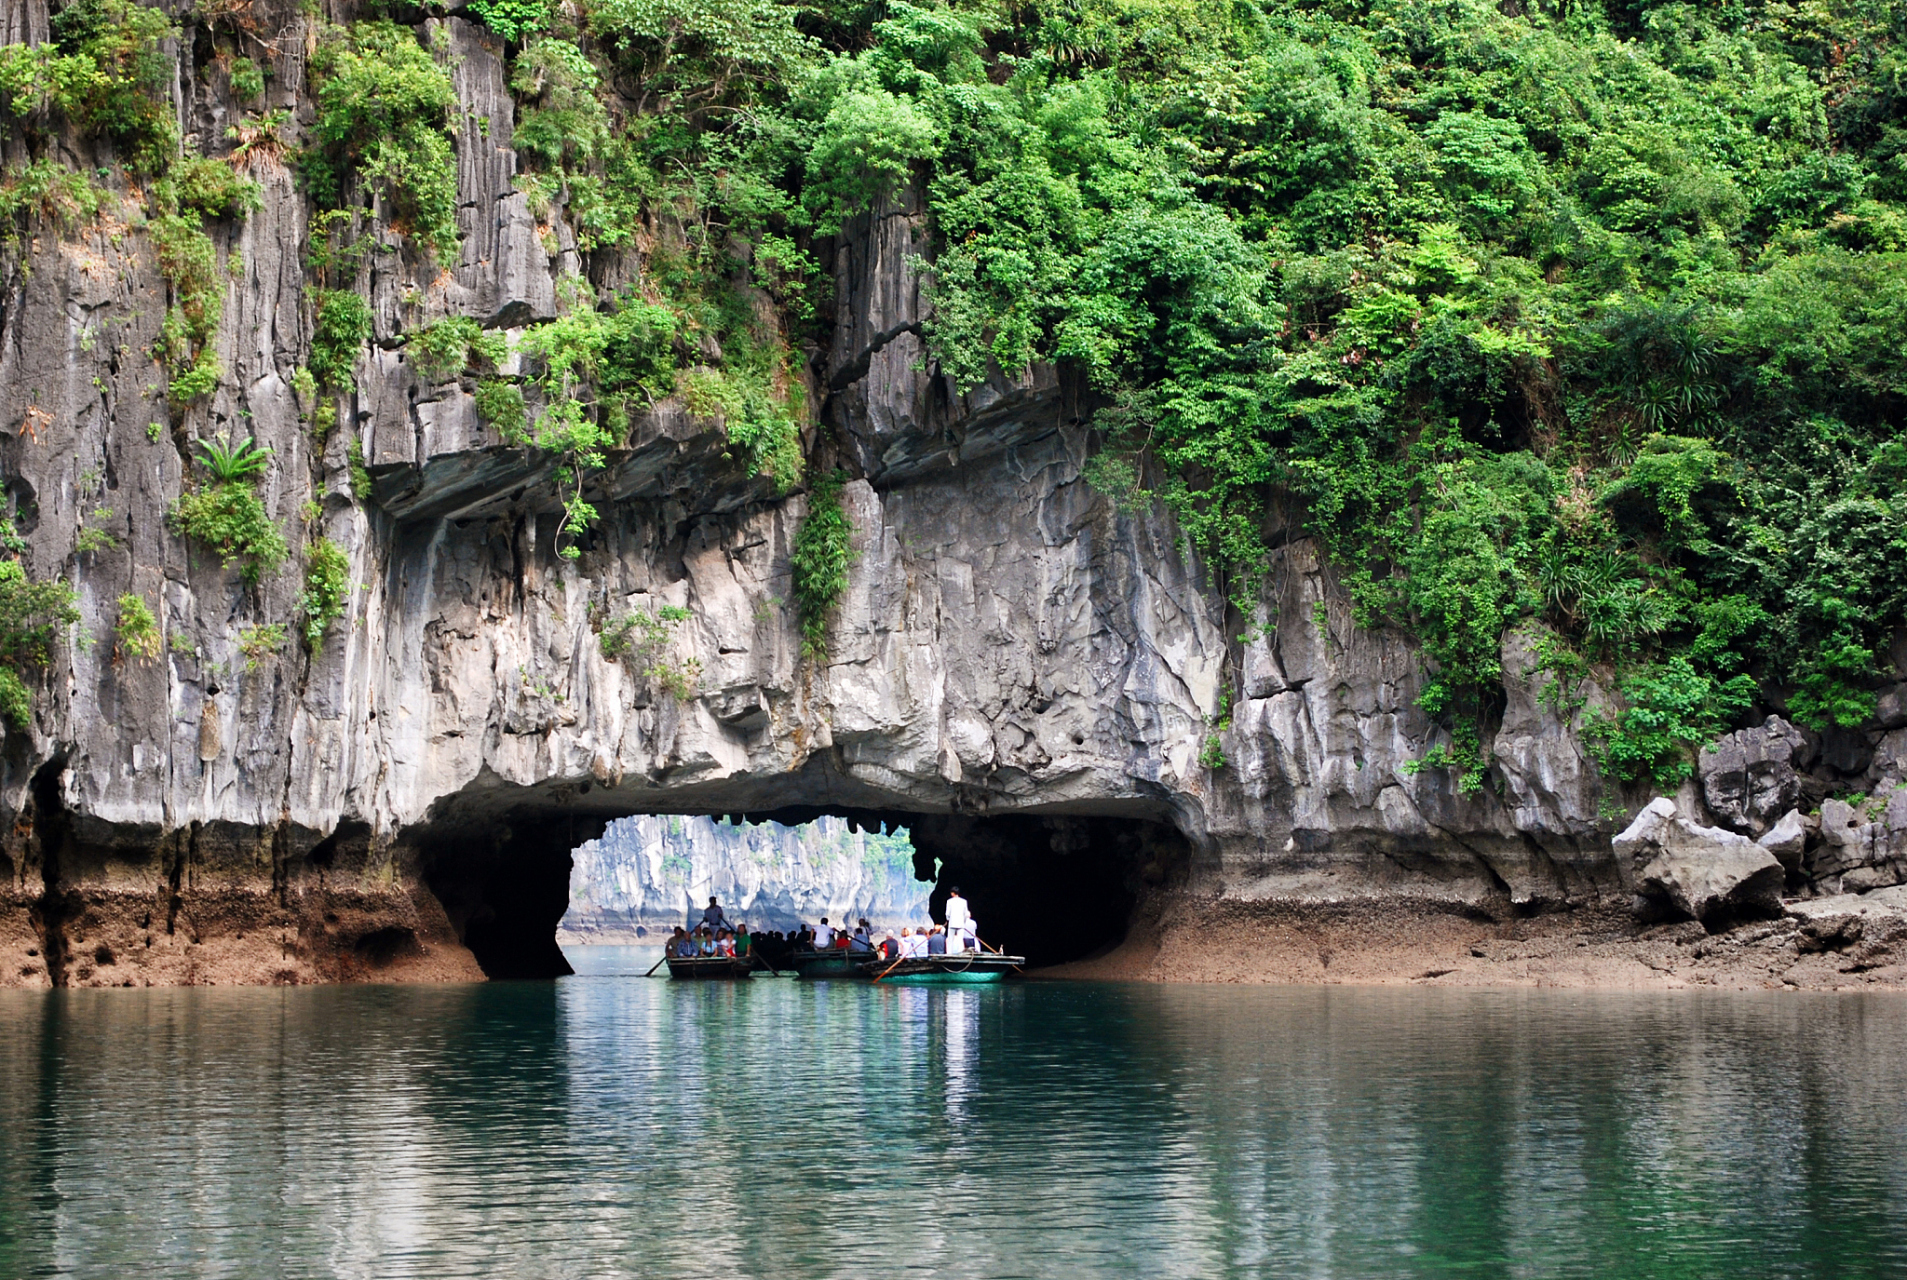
[803,88,940,233]
[1586,658,1757,791]
[407,316,507,383]
[236,623,285,672]
[0,159,103,239]
[309,289,372,392]
[596,602,700,698]
[0,559,80,728]
[511,38,608,170]
[307,21,461,257]
[194,435,272,484]
[698,0,1907,776]
[38,0,179,171]
[347,440,374,501]
[475,378,527,439]
[170,157,261,221]
[149,213,223,405]
[0,669,31,733]
[228,57,265,104]
[114,593,160,661]
[75,510,118,556]
[469,0,554,44]
[299,538,351,646]
[790,469,854,659]
[172,485,287,584]
[1200,689,1232,771]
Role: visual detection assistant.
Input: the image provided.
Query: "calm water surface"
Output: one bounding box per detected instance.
[0,946,1903,1278]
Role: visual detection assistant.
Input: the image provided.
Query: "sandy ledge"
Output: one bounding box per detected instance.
[1038,895,1907,992]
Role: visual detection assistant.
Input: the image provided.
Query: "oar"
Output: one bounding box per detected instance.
[871,950,910,983]
[643,952,670,977]
[976,937,1025,975]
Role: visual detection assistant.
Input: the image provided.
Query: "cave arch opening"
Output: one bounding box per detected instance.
[414,799,1192,979]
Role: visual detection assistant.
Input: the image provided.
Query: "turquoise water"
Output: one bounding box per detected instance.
[1,948,1904,1278]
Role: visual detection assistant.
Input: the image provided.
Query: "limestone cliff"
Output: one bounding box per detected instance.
[558,814,928,940]
[2,3,1903,987]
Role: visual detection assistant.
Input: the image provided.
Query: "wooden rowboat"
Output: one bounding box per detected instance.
[665,954,759,980]
[787,947,865,978]
[856,953,1024,984]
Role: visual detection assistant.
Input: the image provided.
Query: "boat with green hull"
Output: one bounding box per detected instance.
[665,955,761,980]
[787,948,862,979]
[856,953,1024,984]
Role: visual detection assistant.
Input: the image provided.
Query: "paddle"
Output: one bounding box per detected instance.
[643,953,669,977]
[871,948,911,983]
[976,937,1025,975]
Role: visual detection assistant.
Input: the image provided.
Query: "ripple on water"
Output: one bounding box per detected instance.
[0,962,1903,1279]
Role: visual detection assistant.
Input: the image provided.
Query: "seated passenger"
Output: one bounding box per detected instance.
[734,926,751,957]
[848,927,873,954]
[814,917,836,949]
[927,926,948,956]
[880,932,900,961]
[832,928,851,950]
[666,926,690,958]
[902,928,927,959]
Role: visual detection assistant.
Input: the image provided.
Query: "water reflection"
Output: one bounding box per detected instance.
[0,971,1903,1278]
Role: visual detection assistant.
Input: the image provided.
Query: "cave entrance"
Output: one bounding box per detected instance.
[416,801,1190,980]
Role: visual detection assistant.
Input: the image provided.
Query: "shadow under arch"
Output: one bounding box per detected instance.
[409,784,1196,979]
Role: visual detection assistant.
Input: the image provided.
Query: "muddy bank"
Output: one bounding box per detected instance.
[1041,895,1907,991]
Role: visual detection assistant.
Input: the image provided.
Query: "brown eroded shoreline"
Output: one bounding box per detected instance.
[1037,895,1907,992]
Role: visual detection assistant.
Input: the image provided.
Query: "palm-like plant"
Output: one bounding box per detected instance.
[195,435,273,485]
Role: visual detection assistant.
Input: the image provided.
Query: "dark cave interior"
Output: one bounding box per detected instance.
[418,803,1193,979]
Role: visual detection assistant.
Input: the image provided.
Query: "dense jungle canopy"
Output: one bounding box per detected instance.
[6,0,1907,791]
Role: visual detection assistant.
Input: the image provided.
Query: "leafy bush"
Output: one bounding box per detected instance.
[236,623,284,672]
[309,289,372,392]
[299,538,351,646]
[475,378,527,440]
[172,483,287,585]
[468,0,553,44]
[307,21,460,257]
[346,440,374,501]
[149,213,223,405]
[0,560,80,729]
[595,603,699,698]
[228,57,265,103]
[171,156,260,221]
[0,160,102,239]
[406,316,506,383]
[1586,659,1757,792]
[790,469,855,659]
[115,593,160,661]
[44,0,179,171]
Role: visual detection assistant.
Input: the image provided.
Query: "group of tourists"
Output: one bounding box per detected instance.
[663,924,748,959]
[798,910,983,960]
[662,889,985,963]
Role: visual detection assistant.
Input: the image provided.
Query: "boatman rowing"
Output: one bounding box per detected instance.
[945,887,971,953]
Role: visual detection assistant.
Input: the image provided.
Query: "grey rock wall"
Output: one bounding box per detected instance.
[559,814,929,939]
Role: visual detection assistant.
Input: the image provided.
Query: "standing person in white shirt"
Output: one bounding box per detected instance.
[944,888,972,953]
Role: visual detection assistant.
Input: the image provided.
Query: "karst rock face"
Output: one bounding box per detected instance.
[0,10,1653,987]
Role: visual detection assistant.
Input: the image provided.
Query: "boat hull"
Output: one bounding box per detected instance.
[665,956,757,980]
[788,948,866,978]
[856,955,1024,984]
